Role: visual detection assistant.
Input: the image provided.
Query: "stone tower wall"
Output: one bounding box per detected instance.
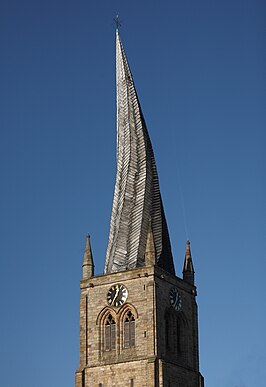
[75,265,203,387]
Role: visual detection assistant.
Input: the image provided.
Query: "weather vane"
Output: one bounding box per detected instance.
[114,15,122,30]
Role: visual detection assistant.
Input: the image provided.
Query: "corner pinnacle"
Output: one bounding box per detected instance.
[183,240,195,285]
[82,233,94,279]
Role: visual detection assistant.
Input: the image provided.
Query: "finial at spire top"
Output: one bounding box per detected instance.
[114,15,121,30]
[86,233,90,248]
[186,240,191,256]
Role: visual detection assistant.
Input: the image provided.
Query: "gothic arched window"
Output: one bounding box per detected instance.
[165,311,182,355]
[104,314,116,351]
[124,310,135,348]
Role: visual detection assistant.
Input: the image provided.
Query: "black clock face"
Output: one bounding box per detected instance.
[169,287,182,311]
[107,284,128,308]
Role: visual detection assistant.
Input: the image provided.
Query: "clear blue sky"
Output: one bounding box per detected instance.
[0,1,265,386]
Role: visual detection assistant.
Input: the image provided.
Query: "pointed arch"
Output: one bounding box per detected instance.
[118,304,138,350]
[123,310,135,348]
[96,307,117,352]
[177,310,188,328]
[104,313,116,351]
[164,308,188,356]
[118,303,139,320]
[96,306,116,326]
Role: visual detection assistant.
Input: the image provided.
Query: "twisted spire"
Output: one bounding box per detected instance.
[104,30,175,275]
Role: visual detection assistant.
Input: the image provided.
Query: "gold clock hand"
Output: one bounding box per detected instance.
[111,285,119,305]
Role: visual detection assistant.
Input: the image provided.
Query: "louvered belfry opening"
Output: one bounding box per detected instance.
[104,29,175,276]
[124,311,135,349]
[104,314,116,351]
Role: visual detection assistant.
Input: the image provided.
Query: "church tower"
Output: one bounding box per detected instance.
[75,28,204,387]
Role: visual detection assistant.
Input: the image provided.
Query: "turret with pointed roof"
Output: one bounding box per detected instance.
[104,30,175,275]
[82,233,94,279]
[183,240,195,285]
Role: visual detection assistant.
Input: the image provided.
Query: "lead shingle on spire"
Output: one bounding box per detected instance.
[104,30,175,275]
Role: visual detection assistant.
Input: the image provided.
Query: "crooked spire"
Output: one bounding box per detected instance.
[104,30,175,275]
[183,240,195,285]
[82,234,94,279]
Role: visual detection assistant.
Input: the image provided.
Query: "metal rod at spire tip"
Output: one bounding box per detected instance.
[113,14,122,30]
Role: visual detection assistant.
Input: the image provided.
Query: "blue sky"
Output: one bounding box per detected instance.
[0,0,265,386]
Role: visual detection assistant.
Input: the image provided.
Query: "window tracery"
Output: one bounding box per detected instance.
[165,310,183,355]
[104,314,116,351]
[124,310,135,348]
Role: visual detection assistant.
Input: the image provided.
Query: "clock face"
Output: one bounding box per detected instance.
[107,284,128,308]
[169,287,182,311]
